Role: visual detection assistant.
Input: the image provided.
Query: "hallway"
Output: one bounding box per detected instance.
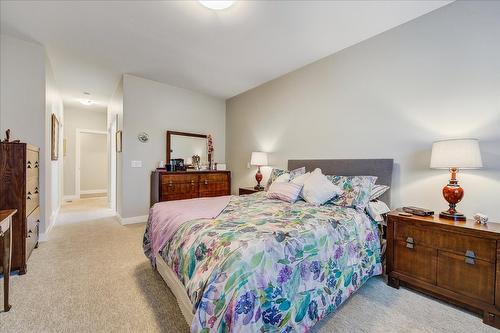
[58,197,114,225]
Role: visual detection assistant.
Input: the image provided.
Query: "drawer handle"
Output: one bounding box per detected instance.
[465,250,476,265]
[204,180,208,185]
[27,161,32,168]
[406,237,414,249]
[35,187,39,194]
[168,181,173,187]
[27,195,32,200]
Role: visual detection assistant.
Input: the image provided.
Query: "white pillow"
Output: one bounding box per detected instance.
[267,182,303,203]
[366,200,391,224]
[301,169,342,205]
[369,184,390,201]
[274,173,291,183]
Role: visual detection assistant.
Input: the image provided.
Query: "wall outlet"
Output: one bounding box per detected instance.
[131,160,142,168]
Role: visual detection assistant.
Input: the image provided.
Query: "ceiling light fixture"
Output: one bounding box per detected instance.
[199,0,234,10]
[78,99,96,106]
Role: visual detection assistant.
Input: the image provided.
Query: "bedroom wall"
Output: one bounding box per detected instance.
[0,34,64,237]
[63,107,107,197]
[226,1,500,221]
[120,74,226,220]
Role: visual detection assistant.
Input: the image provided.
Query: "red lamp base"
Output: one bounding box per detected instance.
[440,168,466,221]
[254,166,263,190]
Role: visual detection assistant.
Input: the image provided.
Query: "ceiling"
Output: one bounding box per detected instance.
[0,0,451,110]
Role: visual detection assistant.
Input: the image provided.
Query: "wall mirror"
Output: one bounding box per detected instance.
[166,130,208,166]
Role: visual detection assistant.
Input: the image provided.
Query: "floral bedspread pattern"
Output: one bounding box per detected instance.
[144,192,381,333]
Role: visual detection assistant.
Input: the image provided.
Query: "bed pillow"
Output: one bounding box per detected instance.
[266,182,303,203]
[265,166,306,190]
[326,175,377,209]
[366,200,390,223]
[302,169,342,205]
[369,184,390,201]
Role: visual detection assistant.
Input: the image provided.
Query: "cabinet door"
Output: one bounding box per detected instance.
[160,174,199,201]
[394,240,437,284]
[437,251,494,304]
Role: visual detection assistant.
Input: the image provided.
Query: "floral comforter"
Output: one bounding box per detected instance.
[143,192,382,333]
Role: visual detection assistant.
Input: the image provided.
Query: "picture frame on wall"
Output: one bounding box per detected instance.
[116,130,122,152]
[51,114,59,160]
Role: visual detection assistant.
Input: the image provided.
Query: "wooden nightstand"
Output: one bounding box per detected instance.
[239,187,263,195]
[386,210,500,328]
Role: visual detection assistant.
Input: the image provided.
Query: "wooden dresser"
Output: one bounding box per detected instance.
[150,170,231,206]
[386,211,500,328]
[0,142,40,275]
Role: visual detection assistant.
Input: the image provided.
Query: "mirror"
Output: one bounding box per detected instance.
[166,131,208,167]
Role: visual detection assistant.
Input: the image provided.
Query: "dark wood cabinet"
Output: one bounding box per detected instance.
[0,142,40,275]
[151,170,230,206]
[386,211,500,329]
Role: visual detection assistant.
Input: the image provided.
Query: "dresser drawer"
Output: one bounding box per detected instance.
[161,174,198,184]
[26,191,39,216]
[395,219,434,247]
[436,231,496,263]
[437,251,494,304]
[199,173,229,183]
[26,207,40,256]
[161,182,198,201]
[394,240,437,284]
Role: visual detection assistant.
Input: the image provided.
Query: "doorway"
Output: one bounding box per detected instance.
[75,129,108,199]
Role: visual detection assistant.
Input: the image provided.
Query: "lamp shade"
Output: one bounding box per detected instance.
[430,138,483,169]
[250,152,268,166]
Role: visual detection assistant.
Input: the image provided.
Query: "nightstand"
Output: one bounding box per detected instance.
[386,210,500,329]
[239,187,263,195]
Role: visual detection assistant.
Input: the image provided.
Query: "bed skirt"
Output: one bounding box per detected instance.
[155,253,194,326]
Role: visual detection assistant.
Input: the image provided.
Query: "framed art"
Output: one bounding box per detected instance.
[116,130,122,152]
[51,114,60,160]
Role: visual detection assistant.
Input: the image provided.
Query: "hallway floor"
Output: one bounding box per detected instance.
[58,197,115,225]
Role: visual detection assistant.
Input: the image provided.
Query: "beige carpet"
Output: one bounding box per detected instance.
[0,200,492,332]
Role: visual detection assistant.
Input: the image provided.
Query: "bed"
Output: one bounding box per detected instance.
[144,159,393,332]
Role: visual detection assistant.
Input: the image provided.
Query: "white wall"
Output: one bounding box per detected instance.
[226,1,500,221]
[0,34,64,236]
[63,108,107,197]
[79,132,107,192]
[107,78,123,214]
[45,57,64,235]
[120,74,226,219]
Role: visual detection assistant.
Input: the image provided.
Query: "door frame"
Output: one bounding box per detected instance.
[75,128,109,199]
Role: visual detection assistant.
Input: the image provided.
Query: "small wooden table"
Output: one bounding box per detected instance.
[0,209,16,312]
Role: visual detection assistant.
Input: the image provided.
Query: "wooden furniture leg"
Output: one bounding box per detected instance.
[3,226,12,312]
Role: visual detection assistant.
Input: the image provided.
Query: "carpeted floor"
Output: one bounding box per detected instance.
[0,199,492,332]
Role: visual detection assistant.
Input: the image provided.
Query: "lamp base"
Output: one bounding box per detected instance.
[254,185,264,191]
[439,210,466,221]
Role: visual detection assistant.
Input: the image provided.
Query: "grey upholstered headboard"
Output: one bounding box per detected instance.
[288,159,394,205]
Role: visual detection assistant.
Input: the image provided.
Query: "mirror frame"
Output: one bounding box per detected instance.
[166,130,208,163]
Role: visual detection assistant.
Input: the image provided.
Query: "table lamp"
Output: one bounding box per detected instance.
[250,152,268,190]
[430,138,483,221]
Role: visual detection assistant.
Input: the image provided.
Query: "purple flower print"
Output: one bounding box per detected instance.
[308,300,318,320]
[262,306,282,326]
[335,290,343,307]
[277,266,292,284]
[235,291,256,315]
[334,247,343,260]
[309,261,321,280]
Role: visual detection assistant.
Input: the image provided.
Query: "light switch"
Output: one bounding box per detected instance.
[131,160,142,168]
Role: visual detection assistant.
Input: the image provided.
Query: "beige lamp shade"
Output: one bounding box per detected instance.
[250,151,268,166]
[430,138,483,169]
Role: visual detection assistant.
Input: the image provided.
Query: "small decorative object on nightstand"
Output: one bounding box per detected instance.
[250,152,268,190]
[430,138,483,221]
[386,210,500,329]
[239,187,263,196]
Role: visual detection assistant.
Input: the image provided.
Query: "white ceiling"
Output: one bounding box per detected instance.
[0,0,451,110]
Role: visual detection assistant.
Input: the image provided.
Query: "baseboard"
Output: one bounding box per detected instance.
[63,195,79,201]
[39,207,59,242]
[117,214,148,225]
[80,189,108,195]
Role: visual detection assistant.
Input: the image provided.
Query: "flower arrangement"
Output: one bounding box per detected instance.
[207,134,214,169]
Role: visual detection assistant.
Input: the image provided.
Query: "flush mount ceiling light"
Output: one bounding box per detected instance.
[78,99,96,106]
[199,1,234,10]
